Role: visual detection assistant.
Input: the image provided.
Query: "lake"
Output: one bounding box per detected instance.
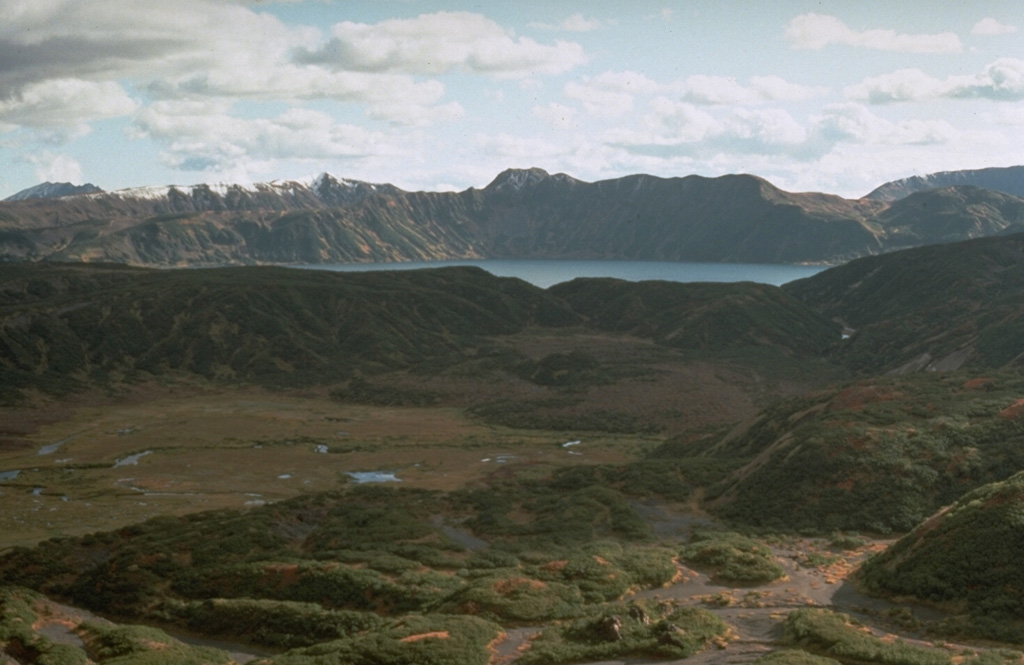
[304,259,830,288]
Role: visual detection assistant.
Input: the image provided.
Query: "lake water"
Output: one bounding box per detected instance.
[303,259,829,289]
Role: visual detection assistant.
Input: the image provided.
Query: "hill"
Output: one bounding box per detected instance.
[858,470,1024,641]
[0,263,578,400]
[784,231,1024,374]
[0,263,842,407]
[681,372,1024,533]
[5,168,1024,266]
[866,164,1024,202]
[550,277,838,356]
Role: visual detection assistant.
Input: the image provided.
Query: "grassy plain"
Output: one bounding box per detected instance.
[0,385,662,549]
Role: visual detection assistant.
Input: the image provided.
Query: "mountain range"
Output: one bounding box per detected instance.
[3,166,1024,266]
[865,165,1024,202]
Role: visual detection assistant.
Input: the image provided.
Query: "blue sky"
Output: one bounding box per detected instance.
[1,1,1023,199]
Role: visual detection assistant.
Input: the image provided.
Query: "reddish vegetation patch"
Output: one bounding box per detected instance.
[829,385,901,412]
[999,398,1024,419]
[263,563,301,588]
[963,378,994,390]
[540,560,568,572]
[494,578,547,595]
[400,631,450,643]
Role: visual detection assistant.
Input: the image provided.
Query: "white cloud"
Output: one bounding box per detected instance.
[565,81,636,117]
[530,13,603,32]
[23,151,84,184]
[844,69,944,103]
[750,76,829,102]
[989,107,1024,125]
[0,79,137,137]
[566,70,824,114]
[0,1,476,132]
[847,58,1024,102]
[368,100,465,127]
[129,102,399,181]
[948,58,1024,100]
[600,97,959,167]
[786,13,962,53]
[604,99,809,159]
[533,103,579,130]
[681,76,759,105]
[813,103,959,145]
[299,12,587,77]
[474,132,566,159]
[972,17,1017,35]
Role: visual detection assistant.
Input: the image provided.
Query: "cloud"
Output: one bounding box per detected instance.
[750,76,829,102]
[786,13,962,53]
[529,13,603,32]
[846,58,1024,102]
[565,81,635,117]
[474,132,566,159]
[0,1,474,131]
[604,99,809,159]
[297,12,587,77]
[533,102,579,130]
[972,17,1017,35]
[129,101,398,181]
[565,70,825,115]
[601,97,958,166]
[0,78,137,138]
[368,100,465,127]
[812,103,959,145]
[22,151,84,184]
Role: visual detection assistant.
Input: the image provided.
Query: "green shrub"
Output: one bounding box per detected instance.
[783,608,951,665]
[255,613,501,665]
[179,598,382,649]
[77,622,233,665]
[680,531,785,584]
[515,601,729,665]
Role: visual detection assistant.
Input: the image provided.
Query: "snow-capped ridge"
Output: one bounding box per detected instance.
[79,173,392,212]
[5,181,103,202]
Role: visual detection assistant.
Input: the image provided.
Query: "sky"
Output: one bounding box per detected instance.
[1,1,1023,200]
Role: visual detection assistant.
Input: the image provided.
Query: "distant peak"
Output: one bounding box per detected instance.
[485,167,552,193]
[5,181,103,202]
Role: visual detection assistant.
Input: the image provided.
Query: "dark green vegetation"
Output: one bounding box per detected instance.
[550,277,838,357]
[514,601,729,664]
[859,471,1024,643]
[12,230,1024,660]
[0,261,841,410]
[695,372,1024,533]
[0,483,684,664]
[0,585,233,665]
[782,608,959,665]
[5,168,1024,266]
[784,232,1024,374]
[0,262,577,400]
[680,530,786,584]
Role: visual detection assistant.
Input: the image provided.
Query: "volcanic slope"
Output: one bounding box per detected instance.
[0,262,843,408]
[858,470,1024,642]
[784,231,1024,374]
[7,168,1024,266]
[683,371,1024,534]
[866,164,1024,201]
[0,263,577,401]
